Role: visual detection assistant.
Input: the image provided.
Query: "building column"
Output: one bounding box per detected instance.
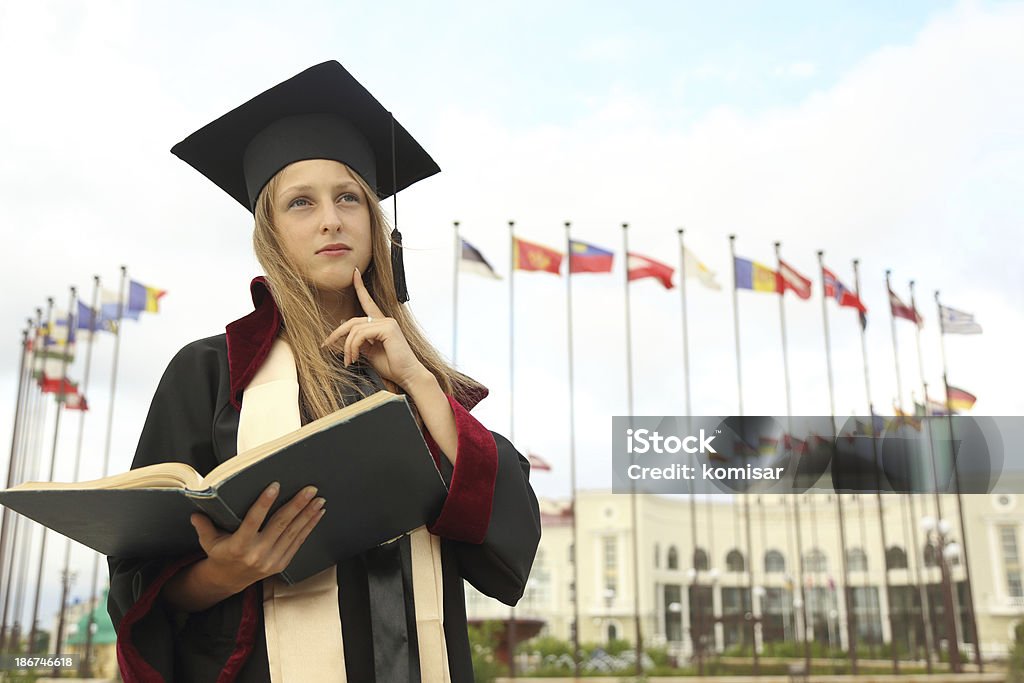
[680,584,692,656]
[836,583,851,651]
[878,581,893,646]
[713,585,724,652]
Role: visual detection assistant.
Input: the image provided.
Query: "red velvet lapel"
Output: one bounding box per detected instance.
[225,277,281,411]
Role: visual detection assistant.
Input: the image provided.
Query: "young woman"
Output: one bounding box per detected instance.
[106,61,541,683]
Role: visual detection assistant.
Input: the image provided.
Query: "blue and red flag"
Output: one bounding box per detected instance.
[569,240,614,274]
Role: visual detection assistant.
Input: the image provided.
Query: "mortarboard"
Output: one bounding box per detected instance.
[171,60,440,302]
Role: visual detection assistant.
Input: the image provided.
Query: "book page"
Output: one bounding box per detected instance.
[7,461,203,492]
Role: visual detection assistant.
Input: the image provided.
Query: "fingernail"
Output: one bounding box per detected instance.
[304,486,318,500]
[313,497,326,510]
[266,482,280,498]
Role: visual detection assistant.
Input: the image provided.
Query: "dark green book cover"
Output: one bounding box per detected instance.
[0,393,447,585]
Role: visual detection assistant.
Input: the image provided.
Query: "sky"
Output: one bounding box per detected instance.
[0,0,1022,625]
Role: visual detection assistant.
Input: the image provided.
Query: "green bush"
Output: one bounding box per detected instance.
[1009,621,1024,683]
[468,620,507,683]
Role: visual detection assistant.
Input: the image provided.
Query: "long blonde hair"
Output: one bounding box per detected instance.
[252,164,483,422]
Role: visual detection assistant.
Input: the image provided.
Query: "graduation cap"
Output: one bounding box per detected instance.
[171,60,441,302]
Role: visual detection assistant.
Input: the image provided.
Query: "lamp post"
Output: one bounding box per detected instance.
[921,516,962,673]
[686,567,705,675]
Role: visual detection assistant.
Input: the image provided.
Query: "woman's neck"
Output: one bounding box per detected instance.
[316,288,360,328]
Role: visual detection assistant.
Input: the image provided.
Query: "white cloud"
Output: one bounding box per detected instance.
[774,61,818,78]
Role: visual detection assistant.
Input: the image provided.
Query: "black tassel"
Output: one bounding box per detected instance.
[391,227,409,303]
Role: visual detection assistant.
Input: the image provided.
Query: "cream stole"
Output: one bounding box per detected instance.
[236,337,451,682]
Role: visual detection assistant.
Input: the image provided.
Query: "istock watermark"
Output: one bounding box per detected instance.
[611,415,1024,495]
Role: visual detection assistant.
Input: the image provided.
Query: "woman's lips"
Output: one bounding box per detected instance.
[317,247,352,256]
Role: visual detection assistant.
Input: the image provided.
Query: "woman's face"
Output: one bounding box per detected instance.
[272,159,373,293]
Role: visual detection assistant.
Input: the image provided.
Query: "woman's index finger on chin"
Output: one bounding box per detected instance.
[353,268,385,317]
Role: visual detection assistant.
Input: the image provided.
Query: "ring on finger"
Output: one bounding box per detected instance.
[366,315,374,324]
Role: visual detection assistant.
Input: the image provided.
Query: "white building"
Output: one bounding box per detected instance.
[466,491,1023,659]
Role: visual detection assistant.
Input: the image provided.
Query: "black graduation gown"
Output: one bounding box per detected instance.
[107,282,541,682]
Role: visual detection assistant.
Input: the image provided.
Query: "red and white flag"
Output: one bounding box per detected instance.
[527,452,552,472]
[627,252,674,289]
[888,287,922,326]
[777,259,812,299]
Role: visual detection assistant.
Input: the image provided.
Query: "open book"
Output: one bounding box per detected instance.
[0,391,447,585]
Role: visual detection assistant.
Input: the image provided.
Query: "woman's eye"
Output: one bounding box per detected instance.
[338,193,360,204]
[288,197,311,209]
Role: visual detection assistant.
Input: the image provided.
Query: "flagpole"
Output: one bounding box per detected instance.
[53,276,97,674]
[54,284,91,667]
[506,221,517,678]
[562,222,583,678]
[83,266,129,669]
[886,270,935,670]
[911,280,961,673]
[934,291,983,672]
[727,235,759,675]
[677,228,703,674]
[622,222,644,675]
[452,221,460,365]
[904,488,933,673]
[728,236,743,416]
[29,289,75,653]
[0,327,31,651]
[850,260,899,673]
[3,311,45,653]
[779,245,836,670]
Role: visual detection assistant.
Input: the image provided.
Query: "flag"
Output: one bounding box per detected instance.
[569,240,614,274]
[63,391,89,411]
[734,257,777,293]
[75,300,117,333]
[31,354,73,382]
[888,287,922,326]
[946,385,977,412]
[758,437,778,456]
[683,247,721,290]
[527,452,552,472]
[459,239,501,279]
[822,266,867,327]
[101,287,137,321]
[627,252,674,289]
[939,305,982,334]
[916,396,952,416]
[513,237,562,274]
[777,259,812,299]
[41,307,83,347]
[892,404,922,431]
[39,374,78,396]
[128,280,166,315]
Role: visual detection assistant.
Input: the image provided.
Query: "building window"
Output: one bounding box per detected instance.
[603,536,618,599]
[693,547,709,571]
[607,622,618,642]
[805,548,827,573]
[999,525,1023,598]
[847,547,868,572]
[886,546,908,570]
[852,586,883,644]
[663,584,683,642]
[667,545,679,570]
[654,543,660,569]
[726,549,745,573]
[764,549,786,574]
